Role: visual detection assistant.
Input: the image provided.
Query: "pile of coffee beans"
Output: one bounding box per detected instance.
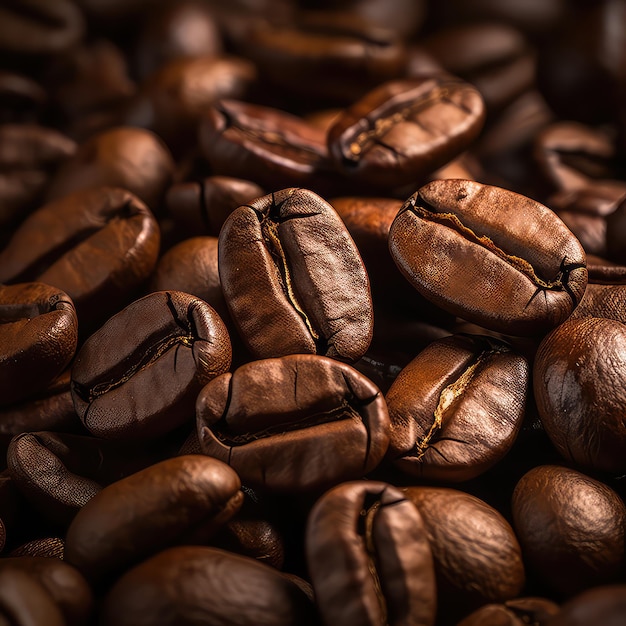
[2,0,626,624]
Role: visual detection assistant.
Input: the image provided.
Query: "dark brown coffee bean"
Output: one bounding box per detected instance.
[199,101,343,195]
[243,16,407,105]
[0,568,65,626]
[386,334,528,482]
[423,23,535,113]
[0,557,93,626]
[388,180,588,335]
[586,253,626,285]
[101,546,317,626]
[569,283,626,323]
[404,487,525,621]
[458,597,560,626]
[533,317,626,474]
[605,195,626,264]
[327,77,485,188]
[0,71,46,123]
[46,126,174,210]
[0,0,84,57]
[306,481,436,626]
[134,0,223,80]
[0,124,76,226]
[0,283,77,407]
[0,187,160,329]
[512,465,626,596]
[219,188,373,361]
[166,175,264,237]
[71,290,231,440]
[65,455,242,584]
[9,537,64,559]
[197,354,390,493]
[546,585,626,626]
[126,56,257,152]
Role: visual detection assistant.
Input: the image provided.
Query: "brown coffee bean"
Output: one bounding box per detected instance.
[101,546,317,626]
[533,317,626,474]
[404,487,525,621]
[65,455,243,584]
[306,481,436,626]
[9,537,64,559]
[388,180,588,335]
[71,290,231,440]
[219,188,373,362]
[512,465,626,596]
[0,283,77,407]
[386,334,528,482]
[547,585,626,626]
[457,597,560,626]
[327,76,485,188]
[569,283,626,323]
[46,126,174,210]
[197,354,390,493]
[0,187,160,329]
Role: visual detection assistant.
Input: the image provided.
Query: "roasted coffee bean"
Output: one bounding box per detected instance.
[101,546,318,626]
[0,557,93,625]
[165,175,264,237]
[9,537,64,559]
[0,0,84,57]
[243,16,407,105]
[71,290,231,440]
[0,568,65,626]
[46,126,174,210]
[533,317,626,474]
[0,71,46,123]
[0,124,76,226]
[569,283,626,323]
[423,23,535,114]
[151,237,228,322]
[546,585,626,626]
[586,253,626,285]
[404,487,525,621]
[219,188,373,361]
[386,334,528,482]
[389,180,588,335]
[0,283,77,408]
[0,187,160,329]
[134,0,223,80]
[458,597,560,626]
[197,354,390,493]
[605,195,626,264]
[327,77,485,188]
[512,465,626,596]
[126,56,257,153]
[65,455,242,584]
[199,100,343,195]
[306,481,436,626]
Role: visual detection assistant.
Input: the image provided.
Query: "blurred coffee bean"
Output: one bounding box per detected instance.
[458,597,560,626]
[512,465,626,596]
[546,585,626,626]
[46,126,174,210]
[0,71,46,122]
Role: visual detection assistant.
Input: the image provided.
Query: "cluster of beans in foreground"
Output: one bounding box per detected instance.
[2,0,626,624]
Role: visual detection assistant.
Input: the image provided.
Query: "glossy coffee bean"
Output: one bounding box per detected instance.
[534,317,626,474]
[404,487,525,621]
[0,283,77,407]
[389,180,588,335]
[306,481,436,626]
[327,76,485,188]
[197,354,390,493]
[199,100,342,195]
[65,455,242,584]
[512,465,626,596]
[219,188,373,362]
[0,187,160,329]
[0,124,76,226]
[101,546,317,626]
[165,175,264,237]
[569,283,626,323]
[71,290,231,440]
[386,334,528,482]
[46,126,174,210]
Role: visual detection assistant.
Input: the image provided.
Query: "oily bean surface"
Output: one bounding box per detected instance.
[219,187,373,362]
[389,179,588,335]
[197,354,389,492]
